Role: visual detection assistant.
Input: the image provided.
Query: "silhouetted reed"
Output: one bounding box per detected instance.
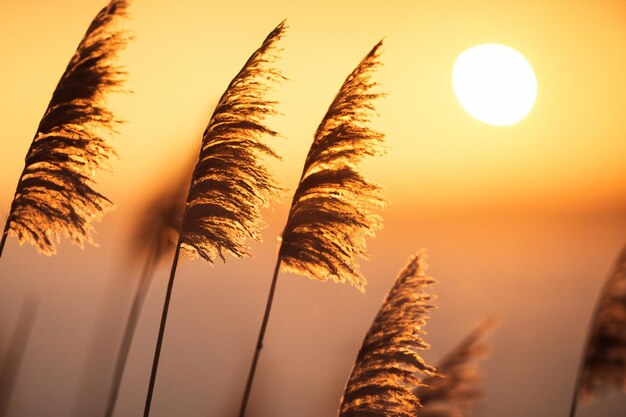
[569,245,626,417]
[128,167,190,265]
[101,163,189,417]
[339,252,435,417]
[142,21,286,417]
[0,0,129,257]
[238,40,385,417]
[420,318,497,417]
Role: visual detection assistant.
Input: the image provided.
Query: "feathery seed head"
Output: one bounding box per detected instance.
[179,21,287,263]
[339,251,436,417]
[2,0,129,255]
[279,40,386,291]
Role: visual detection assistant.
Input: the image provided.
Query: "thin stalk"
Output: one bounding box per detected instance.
[104,242,161,417]
[238,135,307,417]
[238,258,283,417]
[568,330,590,417]
[143,241,182,417]
[0,227,7,259]
[568,382,581,417]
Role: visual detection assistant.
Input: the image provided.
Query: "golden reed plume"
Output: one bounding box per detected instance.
[569,245,626,417]
[280,40,385,292]
[339,252,436,417]
[419,318,497,417]
[238,41,385,417]
[0,0,130,257]
[143,22,286,417]
[179,22,286,262]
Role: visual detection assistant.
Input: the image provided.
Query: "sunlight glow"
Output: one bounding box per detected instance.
[453,44,537,126]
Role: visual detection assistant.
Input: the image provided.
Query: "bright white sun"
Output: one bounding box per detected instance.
[452,44,537,126]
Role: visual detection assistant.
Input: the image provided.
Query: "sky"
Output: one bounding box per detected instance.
[0,1,625,416]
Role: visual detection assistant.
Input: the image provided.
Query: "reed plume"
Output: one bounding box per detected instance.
[279,40,385,292]
[339,252,436,417]
[0,0,129,257]
[419,318,497,417]
[569,245,626,417]
[143,21,286,417]
[238,41,385,417]
[179,27,286,262]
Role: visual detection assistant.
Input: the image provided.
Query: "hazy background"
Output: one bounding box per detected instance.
[1,0,626,416]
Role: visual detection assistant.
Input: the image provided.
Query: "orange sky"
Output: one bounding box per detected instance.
[0,1,625,417]
[2,0,626,214]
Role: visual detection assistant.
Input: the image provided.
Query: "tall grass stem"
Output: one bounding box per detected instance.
[143,242,181,417]
[238,258,282,417]
[0,226,8,258]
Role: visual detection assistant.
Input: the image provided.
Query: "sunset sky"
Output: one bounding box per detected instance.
[0,1,625,416]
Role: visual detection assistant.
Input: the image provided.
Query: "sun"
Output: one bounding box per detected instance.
[452,44,537,126]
